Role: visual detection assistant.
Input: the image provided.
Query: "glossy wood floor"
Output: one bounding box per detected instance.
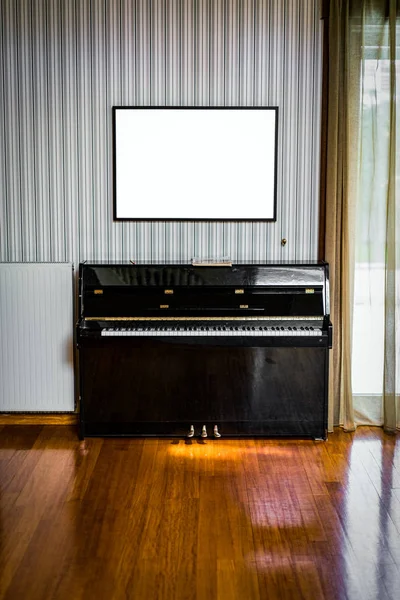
[0,426,399,600]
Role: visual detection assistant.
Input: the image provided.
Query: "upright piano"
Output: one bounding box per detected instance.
[77,262,332,439]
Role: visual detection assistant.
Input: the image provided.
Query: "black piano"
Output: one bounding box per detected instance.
[77,262,332,439]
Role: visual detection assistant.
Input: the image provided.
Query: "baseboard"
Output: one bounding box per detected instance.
[0,413,78,425]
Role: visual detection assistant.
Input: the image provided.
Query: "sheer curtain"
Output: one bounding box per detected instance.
[326,0,399,432]
[352,0,399,431]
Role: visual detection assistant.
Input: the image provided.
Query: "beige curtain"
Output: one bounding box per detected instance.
[325,0,399,432]
[325,0,356,431]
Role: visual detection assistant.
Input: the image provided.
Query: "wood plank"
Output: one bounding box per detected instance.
[0,427,399,600]
[0,414,78,425]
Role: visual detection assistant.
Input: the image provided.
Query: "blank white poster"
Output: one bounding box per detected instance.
[114,108,277,220]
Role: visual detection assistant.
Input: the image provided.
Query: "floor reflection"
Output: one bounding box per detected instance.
[342,432,400,599]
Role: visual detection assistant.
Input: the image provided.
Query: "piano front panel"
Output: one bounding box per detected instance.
[80,340,328,439]
[81,263,328,318]
[83,287,324,318]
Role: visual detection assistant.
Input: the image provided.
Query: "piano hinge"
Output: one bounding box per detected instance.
[164,289,174,295]
[94,289,103,295]
[235,289,244,294]
[239,304,249,309]
[160,304,169,309]
[305,288,315,294]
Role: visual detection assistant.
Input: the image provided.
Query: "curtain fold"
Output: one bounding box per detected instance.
[325,0,399,432]
[325,0,356,431]
[382,0,399,431]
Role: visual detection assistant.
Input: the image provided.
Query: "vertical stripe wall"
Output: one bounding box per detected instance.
[0,0,322,265]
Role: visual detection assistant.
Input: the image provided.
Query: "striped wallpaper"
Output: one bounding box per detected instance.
[0,0,322,265]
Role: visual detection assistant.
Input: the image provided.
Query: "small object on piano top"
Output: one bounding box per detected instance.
[191,257,232,267]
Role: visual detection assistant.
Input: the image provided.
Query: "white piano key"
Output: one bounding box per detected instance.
[100,324,325,338]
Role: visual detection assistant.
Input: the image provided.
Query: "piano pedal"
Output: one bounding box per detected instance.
[213,425,221,438]
[201,425,208,438]
[187,425,195,438]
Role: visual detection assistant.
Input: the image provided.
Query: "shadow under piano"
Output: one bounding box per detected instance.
[77,262,332,440]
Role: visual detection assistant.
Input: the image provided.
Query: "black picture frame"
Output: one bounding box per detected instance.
[112,106,279,222]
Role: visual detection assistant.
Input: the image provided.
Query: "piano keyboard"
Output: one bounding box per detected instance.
[101,325,323,337]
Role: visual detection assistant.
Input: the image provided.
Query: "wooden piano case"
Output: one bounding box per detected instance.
[77,262,331,440]
[79,339,328,439]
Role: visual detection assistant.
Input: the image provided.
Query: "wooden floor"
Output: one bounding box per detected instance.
[0,426,400,600]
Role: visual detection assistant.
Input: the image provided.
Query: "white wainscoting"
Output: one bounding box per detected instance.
[0,263,75,412]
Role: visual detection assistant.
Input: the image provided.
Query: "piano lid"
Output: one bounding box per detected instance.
[80,262,328,288]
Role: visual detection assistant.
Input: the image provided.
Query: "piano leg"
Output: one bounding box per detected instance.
[79,419,85,441]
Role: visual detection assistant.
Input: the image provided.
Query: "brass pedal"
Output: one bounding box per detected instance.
[201,425,208,438]
[187,425,195,438]
[213,425,221,438]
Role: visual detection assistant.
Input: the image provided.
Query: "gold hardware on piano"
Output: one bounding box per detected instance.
[240,305,249,309]
[164,289,174,294]
[305,288,315,294]
[160,305,169,309]
[235,289,244,294]
[94,290,103,295]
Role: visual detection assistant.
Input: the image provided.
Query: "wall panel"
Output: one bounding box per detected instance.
[0,0,322,265]
[0,263,75,411]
